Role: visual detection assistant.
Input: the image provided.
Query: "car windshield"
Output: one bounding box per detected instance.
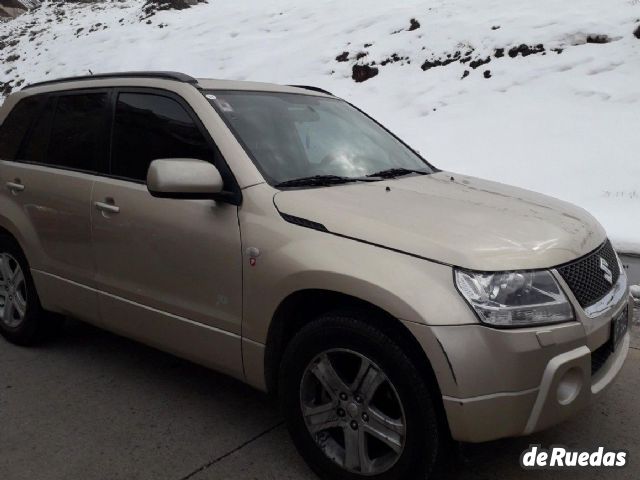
[205,90,433,187]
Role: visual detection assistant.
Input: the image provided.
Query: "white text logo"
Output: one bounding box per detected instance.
[520,445,627,469]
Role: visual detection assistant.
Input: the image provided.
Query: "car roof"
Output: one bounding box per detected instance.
[18,71,334,98]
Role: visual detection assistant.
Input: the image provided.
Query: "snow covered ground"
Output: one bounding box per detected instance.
[1,0,639,252]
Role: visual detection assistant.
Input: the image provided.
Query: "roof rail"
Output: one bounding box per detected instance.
[288,85,333,96]
[23,71,198,90]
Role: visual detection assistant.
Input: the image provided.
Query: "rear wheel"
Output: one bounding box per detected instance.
[0,236,62,345]
[280,311,442,480]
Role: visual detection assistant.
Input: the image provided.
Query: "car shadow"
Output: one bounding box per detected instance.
[41,318,272,407]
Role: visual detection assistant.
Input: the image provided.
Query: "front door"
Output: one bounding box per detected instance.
[90,91,243,378]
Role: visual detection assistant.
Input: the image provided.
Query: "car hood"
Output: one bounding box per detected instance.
[273,171,606,271]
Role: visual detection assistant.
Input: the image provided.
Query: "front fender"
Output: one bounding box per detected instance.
[239,184,478,343]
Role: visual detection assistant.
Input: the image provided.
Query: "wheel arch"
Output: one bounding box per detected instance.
[263,289,446,419]
[0,213,40,268]
[0,223,28,257]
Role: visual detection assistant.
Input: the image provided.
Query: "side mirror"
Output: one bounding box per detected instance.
[147,158,224,199]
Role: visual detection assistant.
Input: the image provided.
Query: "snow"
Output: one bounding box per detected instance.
[1,0,639,252]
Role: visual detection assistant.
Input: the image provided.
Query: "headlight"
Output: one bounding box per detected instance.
[454,269,574,327]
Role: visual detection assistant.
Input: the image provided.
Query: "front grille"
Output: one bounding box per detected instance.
[591,341,613,376]
[557,240,620,308]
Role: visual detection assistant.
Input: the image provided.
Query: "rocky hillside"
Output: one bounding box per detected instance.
[0,0,639,253]
[1,0,204,19]
[0,0,30,19]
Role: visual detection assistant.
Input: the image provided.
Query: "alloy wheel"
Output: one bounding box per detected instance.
[0,253,27,328]
[300,348,406,475]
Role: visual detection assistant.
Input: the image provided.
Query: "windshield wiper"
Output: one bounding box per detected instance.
[366,168,429,179]
[275,175,376,188]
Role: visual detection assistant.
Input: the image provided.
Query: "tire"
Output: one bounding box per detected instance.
[0,235,62,345]
[279,311,442,480]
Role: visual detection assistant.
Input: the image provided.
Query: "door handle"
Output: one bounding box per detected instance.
[94,201,120,214]
[6,181,25,193]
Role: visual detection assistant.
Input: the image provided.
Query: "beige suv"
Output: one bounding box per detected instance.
[0,72,632,480]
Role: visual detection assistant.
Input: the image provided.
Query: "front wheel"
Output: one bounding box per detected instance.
[279,312,442,480]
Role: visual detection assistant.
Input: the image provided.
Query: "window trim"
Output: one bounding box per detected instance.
[109,87,242,205]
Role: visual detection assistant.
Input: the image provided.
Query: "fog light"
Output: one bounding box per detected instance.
[556,367,583,405]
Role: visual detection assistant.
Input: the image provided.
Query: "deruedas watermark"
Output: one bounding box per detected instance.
[520,445,628,469]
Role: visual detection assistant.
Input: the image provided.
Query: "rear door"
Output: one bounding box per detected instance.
[0,91,110,323]
[90,90,243,378]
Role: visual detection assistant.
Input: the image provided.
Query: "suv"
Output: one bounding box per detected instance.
[0,72,632,480]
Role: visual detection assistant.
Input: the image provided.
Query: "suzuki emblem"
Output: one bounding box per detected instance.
[599,257,613,284]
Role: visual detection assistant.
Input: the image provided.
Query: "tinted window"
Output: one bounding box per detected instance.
[46,93,108,171]
[0,96,44,160]
[111,93,213,181]
[22,96,55,164]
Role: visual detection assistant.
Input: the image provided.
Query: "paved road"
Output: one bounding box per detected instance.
[1,308,638,480]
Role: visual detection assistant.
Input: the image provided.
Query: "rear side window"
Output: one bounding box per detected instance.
[46,93,109,172]
[111,93,214,181]
[0,96,44,161]
[22,96,55,163]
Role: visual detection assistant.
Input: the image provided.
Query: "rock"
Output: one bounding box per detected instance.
[352,64,378,82]
[408,18,420,31]
[335,51,349,62]
[0,81,13,96]
[634,25,640,39]
[586,34,611,44]
[508,43,545,58]
[469,56,491,69]
[142,0,206,19]
[380,53,409,66]
[421,51,461,71]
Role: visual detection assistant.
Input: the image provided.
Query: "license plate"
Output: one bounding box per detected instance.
[611,306,629,351]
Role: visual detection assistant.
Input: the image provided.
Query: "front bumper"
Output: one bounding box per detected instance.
[405,280,633,443]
